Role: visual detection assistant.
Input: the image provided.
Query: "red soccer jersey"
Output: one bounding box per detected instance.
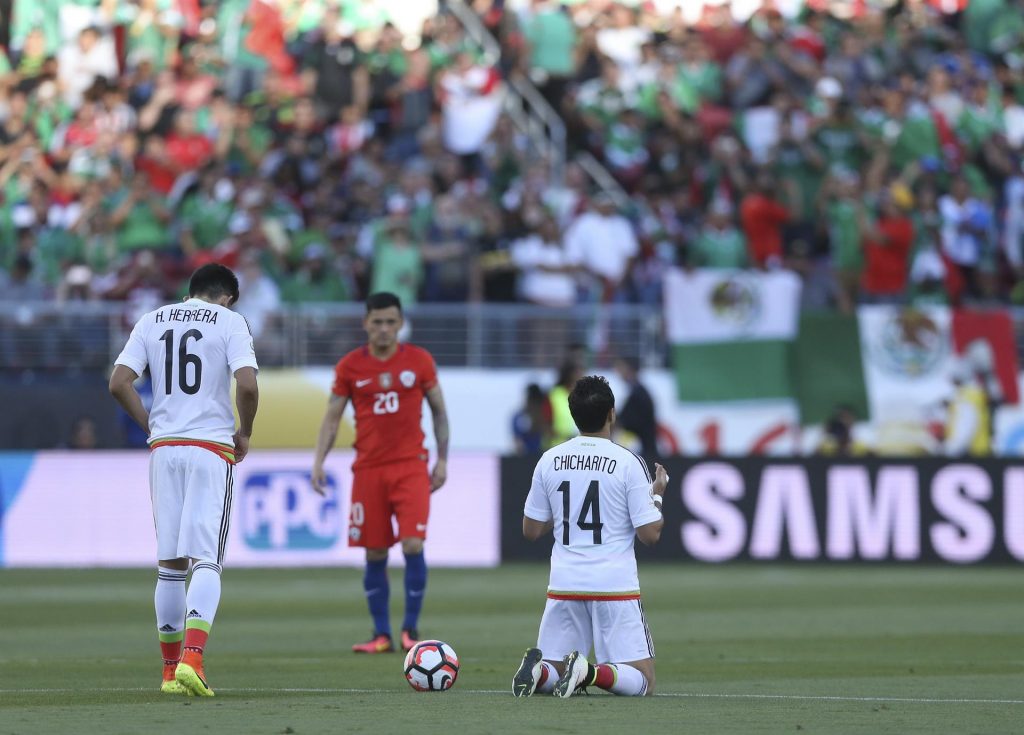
[331,344,438,471]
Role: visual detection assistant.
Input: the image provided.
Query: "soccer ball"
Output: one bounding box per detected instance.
[403,640,459,692]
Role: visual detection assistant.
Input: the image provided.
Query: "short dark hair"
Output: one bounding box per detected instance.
[568,375,615,433]
[188,263,239,305]
[366,291,402,314]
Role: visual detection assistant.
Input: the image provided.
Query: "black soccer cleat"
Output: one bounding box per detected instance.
[512,647,544,698]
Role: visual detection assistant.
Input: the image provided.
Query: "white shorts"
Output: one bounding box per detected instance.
[149,445,234,563]
[537,598,655,664]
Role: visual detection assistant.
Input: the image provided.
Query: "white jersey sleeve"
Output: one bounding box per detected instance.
[114,317,150,376]
[625,454,661,529]
[524,461,553,523]
[226,313,258,374]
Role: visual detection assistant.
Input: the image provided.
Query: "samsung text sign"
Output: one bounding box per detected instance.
[500,457,1024,564]
[679,461,1024,564]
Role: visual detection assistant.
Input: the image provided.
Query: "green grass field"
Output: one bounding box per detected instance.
[1,565,1021,734]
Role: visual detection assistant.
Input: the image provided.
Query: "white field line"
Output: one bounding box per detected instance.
[0,687,1021,705]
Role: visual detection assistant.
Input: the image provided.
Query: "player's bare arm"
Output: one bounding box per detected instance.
[108,365,150,433]
[522,516,553,541]
[312,393,349,495]
[636,463,669,547]
[425,384,449,492]
[233,366,259,463]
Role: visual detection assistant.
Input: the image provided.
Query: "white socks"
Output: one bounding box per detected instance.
[536,661,558,694]
[155,567,187,635]
[186,561,222,629]
[606,664,648,696]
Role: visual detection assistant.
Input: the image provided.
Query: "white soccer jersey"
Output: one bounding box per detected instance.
[524,436,661,597]
[114,298,258,446]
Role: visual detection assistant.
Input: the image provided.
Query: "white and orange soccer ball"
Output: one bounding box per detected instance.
[403,640,459,692]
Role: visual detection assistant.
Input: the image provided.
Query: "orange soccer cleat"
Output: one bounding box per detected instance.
[400,629,420,653]
[175,651,215,697]
[160,663,189,695]
[352,633,395,654]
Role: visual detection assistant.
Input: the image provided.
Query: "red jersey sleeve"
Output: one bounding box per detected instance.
[331,356,351,397]
[420,349,438,392]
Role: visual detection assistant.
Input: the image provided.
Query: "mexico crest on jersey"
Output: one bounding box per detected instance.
[379,372,393,389]
[400,370,416,388]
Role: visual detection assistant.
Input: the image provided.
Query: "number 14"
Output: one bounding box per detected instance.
[556,480,603,545]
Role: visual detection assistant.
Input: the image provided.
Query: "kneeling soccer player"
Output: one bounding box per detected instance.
[511,375,667,698]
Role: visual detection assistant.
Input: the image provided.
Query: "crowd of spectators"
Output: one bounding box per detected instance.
[499,0,1024,311]
[1,0,1024,354]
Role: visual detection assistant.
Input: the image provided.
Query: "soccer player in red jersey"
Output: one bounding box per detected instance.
[311,292,450,653]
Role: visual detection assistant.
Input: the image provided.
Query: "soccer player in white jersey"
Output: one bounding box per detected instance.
[108,263,259,698]
[512,375,668,698]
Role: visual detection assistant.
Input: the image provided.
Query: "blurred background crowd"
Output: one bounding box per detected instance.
[1,0,1024,328]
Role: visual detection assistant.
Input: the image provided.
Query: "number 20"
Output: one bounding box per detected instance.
[373,391,399,415]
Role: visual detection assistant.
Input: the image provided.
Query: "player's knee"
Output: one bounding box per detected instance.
[401,537,424,555]
[159,558,189,571]
[366,548,389,562]
[641,664,656,696]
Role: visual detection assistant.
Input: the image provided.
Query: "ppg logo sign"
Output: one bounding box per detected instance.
[241,471,341,550]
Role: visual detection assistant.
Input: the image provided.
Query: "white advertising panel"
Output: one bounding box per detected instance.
[1,451,499,568]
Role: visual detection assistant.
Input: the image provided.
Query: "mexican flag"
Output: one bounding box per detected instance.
[664,269,804,404]
[664,269,1019,431]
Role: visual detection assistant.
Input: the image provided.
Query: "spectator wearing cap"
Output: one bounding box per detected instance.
[859,186,915,303]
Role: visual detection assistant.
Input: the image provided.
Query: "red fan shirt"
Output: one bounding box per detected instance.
[332,344,438,471]
[861,216,914,295]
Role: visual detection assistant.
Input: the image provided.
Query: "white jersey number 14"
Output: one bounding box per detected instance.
[557,480,603,545]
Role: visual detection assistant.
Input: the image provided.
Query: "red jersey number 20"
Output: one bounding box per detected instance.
[373,391,399,415]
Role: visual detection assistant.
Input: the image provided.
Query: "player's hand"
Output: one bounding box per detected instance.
[311,464,328,496]
[652,463,669,497]
[233,432,250,463]
[430,459,447,493]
